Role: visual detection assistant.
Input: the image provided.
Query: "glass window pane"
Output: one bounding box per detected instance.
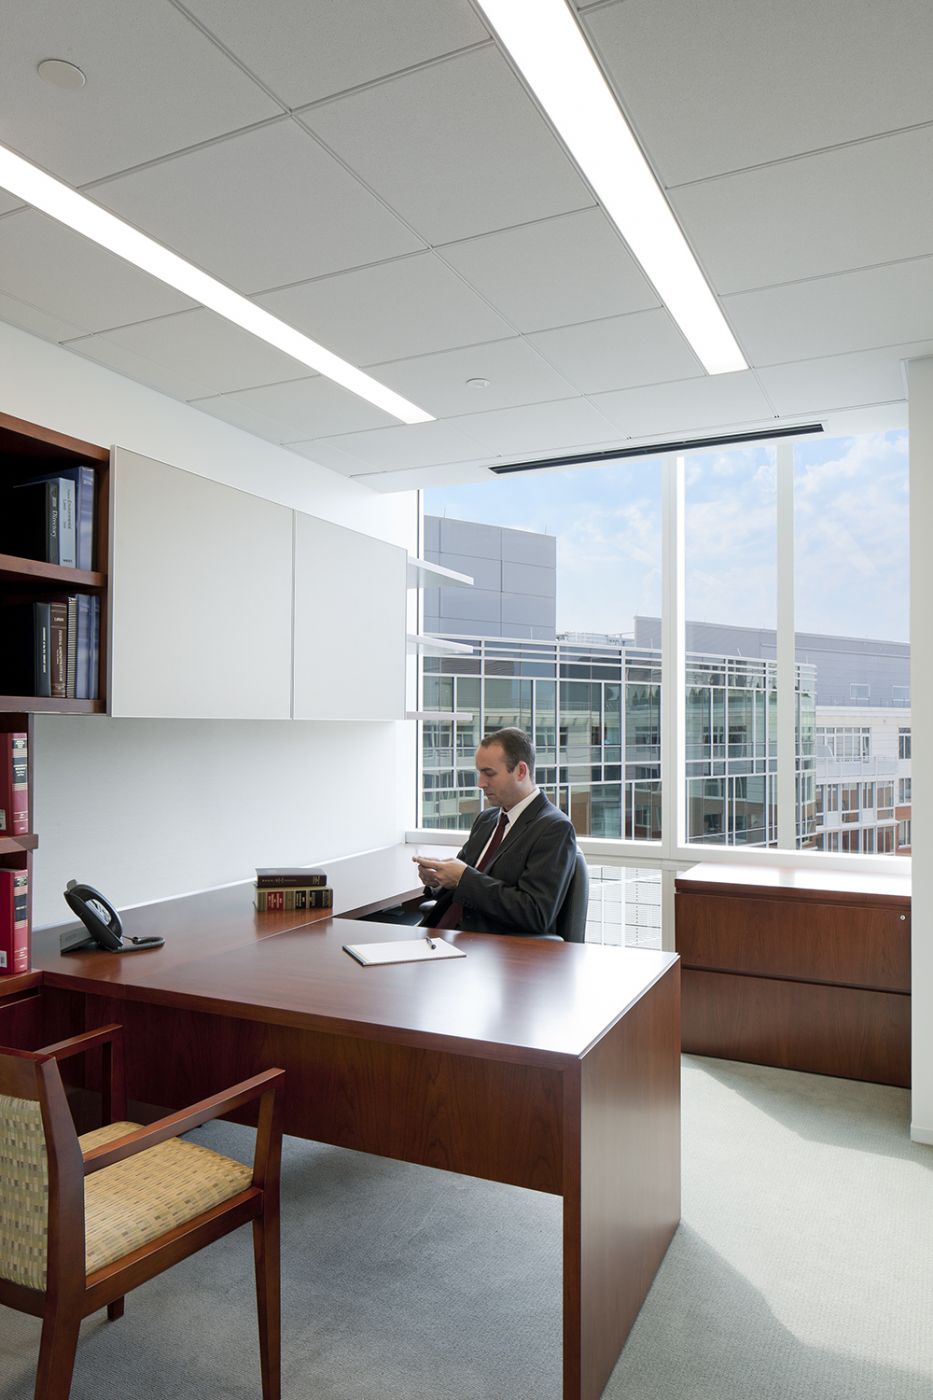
[796,431,909,857]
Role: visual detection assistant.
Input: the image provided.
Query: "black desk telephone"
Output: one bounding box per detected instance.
[63,880,164,952]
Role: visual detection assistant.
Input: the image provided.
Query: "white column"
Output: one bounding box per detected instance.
[907,356,933,1144]
[661,456,686,856]
[776,442,797,850]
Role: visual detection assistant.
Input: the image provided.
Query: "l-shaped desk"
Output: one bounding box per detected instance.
[0,845,681,1400]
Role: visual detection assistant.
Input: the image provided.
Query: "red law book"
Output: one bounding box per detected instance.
[0,732,29,837]
[0,868,30,975]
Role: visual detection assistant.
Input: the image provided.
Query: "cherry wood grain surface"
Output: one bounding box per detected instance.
[682,968,910,1086]
[675,863,911,1085]
[17,851,682,1400]
[676,892,910,991]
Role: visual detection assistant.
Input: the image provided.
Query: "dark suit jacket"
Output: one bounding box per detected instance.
[422,792,577,937]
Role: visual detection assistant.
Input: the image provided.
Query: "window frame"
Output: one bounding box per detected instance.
[412,445,909,945]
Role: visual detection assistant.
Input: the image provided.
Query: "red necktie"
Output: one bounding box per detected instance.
[433,810,509,930]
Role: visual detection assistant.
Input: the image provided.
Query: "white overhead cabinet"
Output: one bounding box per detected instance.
[109,448,293,718]
[292,513,407,720]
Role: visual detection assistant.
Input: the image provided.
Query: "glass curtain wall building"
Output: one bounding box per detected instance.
[422,634,815,844]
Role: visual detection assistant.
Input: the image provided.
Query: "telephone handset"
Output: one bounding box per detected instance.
[63,880,164,952]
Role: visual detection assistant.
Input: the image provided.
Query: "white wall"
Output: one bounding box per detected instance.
[32,716,412,926]
[0,321,418,926]
[907,356,933,1143]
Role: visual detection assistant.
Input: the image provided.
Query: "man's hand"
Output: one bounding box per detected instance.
[413,856,467,890]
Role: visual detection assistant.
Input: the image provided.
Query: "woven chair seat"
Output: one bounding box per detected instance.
[79,1122,253,1277]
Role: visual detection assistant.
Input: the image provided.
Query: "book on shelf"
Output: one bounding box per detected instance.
[7,476,76,567]
[29,466,96,570]
[0,733,29,836]
[50,600,68,698]
[66,595,78,697]
[0,868,30,975]
[0,595,99,700]
[89,594,100,700]
[255,866,328,888]
[255,886,334,912]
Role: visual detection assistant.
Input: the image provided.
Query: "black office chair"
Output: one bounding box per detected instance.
[416,848,589,942]
[554,850,590,943]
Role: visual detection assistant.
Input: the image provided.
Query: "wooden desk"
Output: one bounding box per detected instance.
[675,863,910,1085]
[3,852,681,1400]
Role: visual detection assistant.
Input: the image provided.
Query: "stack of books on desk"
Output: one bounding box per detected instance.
[254,867,333,913]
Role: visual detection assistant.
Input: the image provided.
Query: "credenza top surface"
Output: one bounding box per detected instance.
[675,862,910,904]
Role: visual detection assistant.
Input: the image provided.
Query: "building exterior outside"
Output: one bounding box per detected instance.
[421,515,911,856]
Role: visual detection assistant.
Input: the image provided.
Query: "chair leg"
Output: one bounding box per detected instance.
[253,1206,281,1400]
[107,1297,125,1320]
[35,1309,80,1400]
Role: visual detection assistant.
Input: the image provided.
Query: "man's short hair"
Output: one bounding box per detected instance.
[480,727,535,777]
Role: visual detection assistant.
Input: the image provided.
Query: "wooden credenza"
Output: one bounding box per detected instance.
[675,864,910,1086]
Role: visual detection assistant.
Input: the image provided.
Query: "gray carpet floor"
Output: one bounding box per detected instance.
[1,1056,931,1399]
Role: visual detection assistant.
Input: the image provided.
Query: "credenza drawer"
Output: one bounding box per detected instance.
[675,892,910,992]
[682,968,910,1087]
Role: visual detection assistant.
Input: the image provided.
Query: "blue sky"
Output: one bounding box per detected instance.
[424,430,909,642]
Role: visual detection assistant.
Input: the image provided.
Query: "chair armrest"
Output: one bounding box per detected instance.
[39,1023,126,1123]
[82,1067,285,1176]
[38,1023,123,1062]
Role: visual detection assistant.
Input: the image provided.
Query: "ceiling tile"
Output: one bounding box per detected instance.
[188,393,293,444]
[353,460,496,491]
[210,376,396,441]
[303,420,493,471]
[0,288,88,344]
[303,48,592,244]
[584,0,933,184]
[285,438,373,475]
[756,344,933,416]
[527,309,702,395]
[591,371,774,438]
[183,0,488,108]
[0,0,279,185]
[726,258,933,366]
[446,396,621,456]
[0,195,23,216]
[371,338,580,418]
[65,308,310,399]
[0,209,195,331]
[91,119,424,294]
[440,207,658,332]
[65,332,215,401]
[673,126,933,295]
[257,252,513,364]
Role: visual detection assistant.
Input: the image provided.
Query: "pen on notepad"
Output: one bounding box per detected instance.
[425,933,437,950]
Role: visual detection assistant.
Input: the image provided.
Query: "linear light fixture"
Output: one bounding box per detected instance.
[489,423,824,474]
[0,142,434,425]
[474,0,747,376]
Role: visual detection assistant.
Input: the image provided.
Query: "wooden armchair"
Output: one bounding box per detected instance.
[0,1024,284,1400]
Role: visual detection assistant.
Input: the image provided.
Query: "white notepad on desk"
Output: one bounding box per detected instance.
[343,938,466,967]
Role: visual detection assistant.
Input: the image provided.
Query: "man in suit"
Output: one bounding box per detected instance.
[415,727,578,937]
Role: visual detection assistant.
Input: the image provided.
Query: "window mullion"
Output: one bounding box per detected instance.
[777,441,797,850]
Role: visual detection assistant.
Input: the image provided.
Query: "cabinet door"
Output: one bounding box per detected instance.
[293,512,406,720]
[110,449,293,718]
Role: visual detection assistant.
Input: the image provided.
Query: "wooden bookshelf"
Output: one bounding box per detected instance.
[1,412,110,977]
[0,411,109,714]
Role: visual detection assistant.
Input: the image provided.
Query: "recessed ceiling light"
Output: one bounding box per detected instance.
[466,377,491,390]
[37,58,87,90]
[475,0,747,376]
[0,142,434,426]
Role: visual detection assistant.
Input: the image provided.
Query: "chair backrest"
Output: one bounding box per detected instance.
[555,849,589,943]
[0,1049,81,1292]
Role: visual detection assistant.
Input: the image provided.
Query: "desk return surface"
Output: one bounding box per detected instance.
[675,863,910,1086]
